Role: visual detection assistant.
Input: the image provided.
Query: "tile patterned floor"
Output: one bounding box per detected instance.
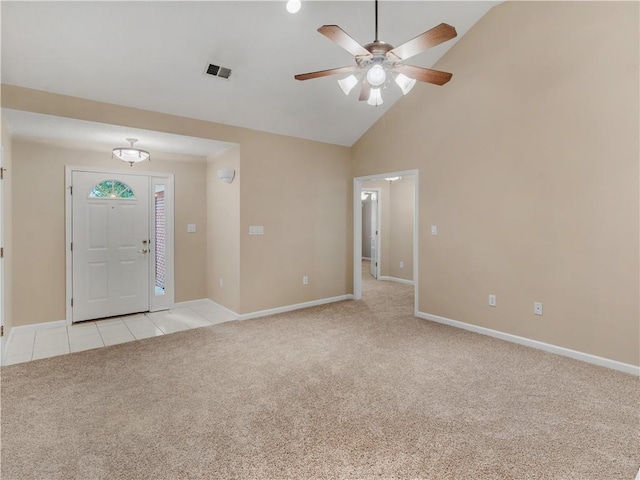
[3,305,236,366]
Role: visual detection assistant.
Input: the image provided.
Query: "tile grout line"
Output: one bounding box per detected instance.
[187,306,214,324]
[69,324,98,353]
[121,318,139,341]
[144,313,169,335]
[94,323,107,349]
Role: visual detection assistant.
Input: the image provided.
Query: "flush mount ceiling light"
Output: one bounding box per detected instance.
[286,0,301,14]
[385,176,401,183]
[112,138,150,166]
[294,0,457,106]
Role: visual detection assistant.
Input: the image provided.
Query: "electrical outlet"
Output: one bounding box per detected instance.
[302,276,308,285]
[219,278,224,288]
[488,294,496,307]
[534,302,543,315]
[431,225,438,236]
[400,261,404,269]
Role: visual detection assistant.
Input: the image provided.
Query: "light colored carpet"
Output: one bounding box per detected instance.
[1,265,639,479]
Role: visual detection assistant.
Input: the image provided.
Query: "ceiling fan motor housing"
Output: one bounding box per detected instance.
[357,41,399,70]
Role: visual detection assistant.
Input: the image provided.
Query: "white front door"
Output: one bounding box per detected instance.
[72,172,150,322]
[370,193,378,279]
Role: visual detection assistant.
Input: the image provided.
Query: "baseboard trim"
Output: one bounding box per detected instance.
[7,319,68,336]
[0,334,7,366]
[378,276,414,286]
[174,295,354,322]
[416,311,639,376]
[237,295,354,321]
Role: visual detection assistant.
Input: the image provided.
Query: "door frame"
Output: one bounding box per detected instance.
[353,170,419,315]
[65,166,175,325]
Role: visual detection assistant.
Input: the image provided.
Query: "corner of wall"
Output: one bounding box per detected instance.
[1,113,14,347]
[206,145,241,313]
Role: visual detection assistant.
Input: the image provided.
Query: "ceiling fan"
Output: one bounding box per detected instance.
[294,0,457,106]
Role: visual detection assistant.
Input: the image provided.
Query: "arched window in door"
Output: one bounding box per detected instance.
[88,180,136,199]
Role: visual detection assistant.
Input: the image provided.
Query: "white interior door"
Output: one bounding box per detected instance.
[370,193,378,279]
[72,172,150,322]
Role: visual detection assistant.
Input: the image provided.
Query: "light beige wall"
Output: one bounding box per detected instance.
[238,131,352,314]
[2,86,353,319]
[11,138,207,326]
[352,2,639,365]
[1,116,14,335]
[206,146,240,312]
[388,178,413,282]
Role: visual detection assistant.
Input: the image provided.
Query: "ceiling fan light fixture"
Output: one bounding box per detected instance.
[367,88,383,107]
[338,74,358,95]
[293,0,457,107]
[286,0,301,14]
[395,73,417,95]
[112,138,150,166]
[366,64,386,87]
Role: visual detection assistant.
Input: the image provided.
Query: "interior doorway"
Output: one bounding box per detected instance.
[0,146,5,357]
[361,188,381,279]
[65,167,175,324]
[353,170,419,315]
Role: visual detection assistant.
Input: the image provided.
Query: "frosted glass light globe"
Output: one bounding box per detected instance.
[337,75,358,95]
[367,88,384,106]
[366,65,386,87]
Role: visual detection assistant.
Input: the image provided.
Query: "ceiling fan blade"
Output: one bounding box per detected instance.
[295,66,359,81]
[318,25,372,58]
[358,80,371,101]
[394,64,453,86]
[388,23,457,61]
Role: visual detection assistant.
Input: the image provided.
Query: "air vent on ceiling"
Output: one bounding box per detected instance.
[206,63,232,79]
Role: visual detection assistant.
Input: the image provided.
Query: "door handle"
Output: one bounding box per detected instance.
[138,249,149,254]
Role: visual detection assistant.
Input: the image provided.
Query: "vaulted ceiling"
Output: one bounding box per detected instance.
[1,1,498,152]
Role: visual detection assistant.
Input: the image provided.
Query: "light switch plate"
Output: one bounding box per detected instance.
[187,224,196,233]
[431,225,438,235]
[249,225,264,235]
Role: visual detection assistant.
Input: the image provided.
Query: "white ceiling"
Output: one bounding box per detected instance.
[1,1,498,150]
